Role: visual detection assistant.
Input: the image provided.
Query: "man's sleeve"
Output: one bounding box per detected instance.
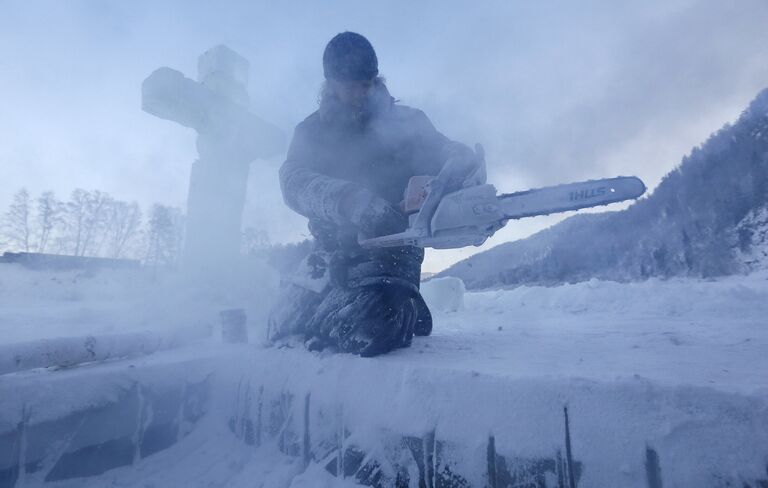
[279,123,358,224]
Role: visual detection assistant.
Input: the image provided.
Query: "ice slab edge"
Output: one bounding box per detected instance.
[0,348,215,487]
[218,347,768,488]
[1,345,767,487]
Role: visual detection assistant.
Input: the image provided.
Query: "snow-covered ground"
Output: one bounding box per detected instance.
[0,261,279,344]
[1,263,767,487]
[418,272,768,395]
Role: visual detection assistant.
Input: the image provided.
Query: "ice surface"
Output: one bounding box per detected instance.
[2,264,767,486]
[10,339,766,487]
[3,263,767,393]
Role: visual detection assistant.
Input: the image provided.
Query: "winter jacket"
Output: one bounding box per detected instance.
[279,81,474,285]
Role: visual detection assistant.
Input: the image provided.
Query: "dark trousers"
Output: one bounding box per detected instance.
[268,248,432,357]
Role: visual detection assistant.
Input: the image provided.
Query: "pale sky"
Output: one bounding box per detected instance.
[2,0,768,272]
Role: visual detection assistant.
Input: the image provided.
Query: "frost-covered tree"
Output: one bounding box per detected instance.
[242,227,271,255]
[2,189,32,252]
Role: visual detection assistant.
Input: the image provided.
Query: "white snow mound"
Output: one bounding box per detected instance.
[421,276,465,312]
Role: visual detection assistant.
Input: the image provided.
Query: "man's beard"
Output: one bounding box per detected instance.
[320,79,391,128]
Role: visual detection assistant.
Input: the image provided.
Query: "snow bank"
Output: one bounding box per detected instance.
[468,270,768,320]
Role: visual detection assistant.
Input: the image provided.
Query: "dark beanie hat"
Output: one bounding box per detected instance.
[323,32,378,81]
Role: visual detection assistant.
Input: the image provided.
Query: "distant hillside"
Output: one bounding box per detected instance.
[439,88,768,289]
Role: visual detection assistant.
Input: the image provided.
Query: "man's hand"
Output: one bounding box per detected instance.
[358,198,408,238]
[342,188,408,238]
[437,143,487,192]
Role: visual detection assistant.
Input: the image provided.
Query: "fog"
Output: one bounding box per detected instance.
[2,3,768,485]
[2,0,768,271]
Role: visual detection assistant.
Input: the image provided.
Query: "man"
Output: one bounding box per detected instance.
[269,32,484,357]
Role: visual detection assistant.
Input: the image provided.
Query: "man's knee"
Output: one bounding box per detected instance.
[413,292,432,336]
[308,281,421,357]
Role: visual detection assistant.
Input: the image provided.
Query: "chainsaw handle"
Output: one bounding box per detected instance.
[401,175,433,214]
[411,177,446,235]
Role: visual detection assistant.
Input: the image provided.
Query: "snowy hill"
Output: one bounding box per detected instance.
[440,88,768,289]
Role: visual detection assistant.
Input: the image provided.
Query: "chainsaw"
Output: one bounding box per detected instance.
[359,174,646,250]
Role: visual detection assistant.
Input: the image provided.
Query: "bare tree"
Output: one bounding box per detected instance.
[79,190,112,257]
[34,191,63,253]
[105,201,142,258]
[62,189,113,256]
[61,189,88,256]
[3,189,32,252]
[145,204,184,266]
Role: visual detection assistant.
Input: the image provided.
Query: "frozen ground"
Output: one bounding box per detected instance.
[1,263,767,486]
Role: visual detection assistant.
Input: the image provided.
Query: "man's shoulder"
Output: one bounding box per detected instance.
[293,104,434,134]
[390,103,429,122]
[295,110,323,132]
[385,103,436,135]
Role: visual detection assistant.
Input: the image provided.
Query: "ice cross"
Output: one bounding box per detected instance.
[142,45,284,273]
